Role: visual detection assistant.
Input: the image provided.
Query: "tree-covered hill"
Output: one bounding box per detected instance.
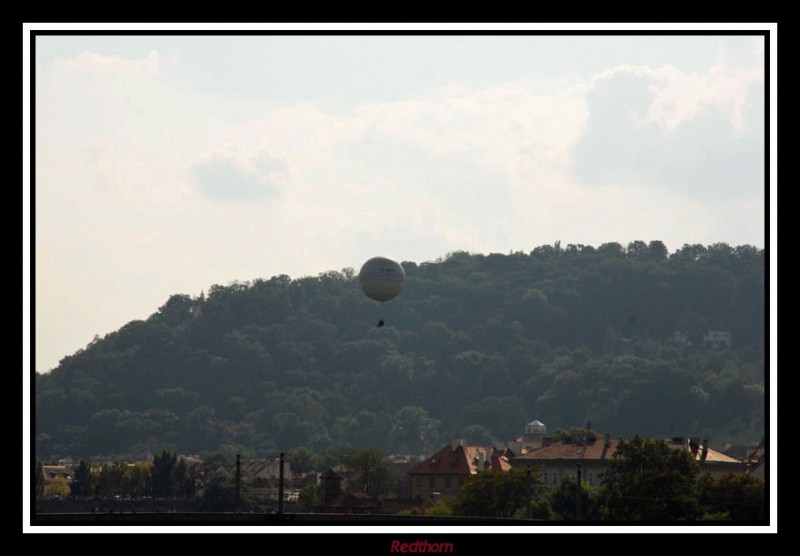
[34,241,766,460]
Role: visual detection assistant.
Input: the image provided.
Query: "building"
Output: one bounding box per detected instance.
[315,469,378,514]
[507,419,549,455]
[313,468,420,514]
[511,434,748,488]
[703,330,732,348]
[510,433,621,488]
[721,443,760,461]
[667,437,748,477]
[673,331,692,346]
[241,458,292,499]
[746,438,765,480]
[41,465,74,487]
[407,441,513,501]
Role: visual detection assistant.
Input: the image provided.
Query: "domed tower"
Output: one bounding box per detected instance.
[524,420,547,440]
[508,419,548,455]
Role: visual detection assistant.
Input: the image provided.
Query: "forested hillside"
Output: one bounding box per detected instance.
[35,241,766,460]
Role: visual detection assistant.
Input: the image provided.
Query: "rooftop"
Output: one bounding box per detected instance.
[513,437,621,462]
[409,445,511,475]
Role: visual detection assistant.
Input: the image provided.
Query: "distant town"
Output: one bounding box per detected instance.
[35,419,766,522]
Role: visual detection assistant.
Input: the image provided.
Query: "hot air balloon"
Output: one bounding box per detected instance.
[358,256,405,326]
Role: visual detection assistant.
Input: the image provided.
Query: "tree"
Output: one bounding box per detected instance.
[648,240,669,261]
[343,448,399,499]
[552,427,598,444]
[174,457,193,498]
[454,468,541,518]
[423,496,456,516]
[546,473,602,521]
[294,484,321,512]
[287,447,318,473]
[96,462,127,499]
[196,471,236,512]
[697,472,766,521]
[71,459,94,498]
[34,459,44,499]
[124,461,152,499]
[626,240,649,260]
[599,435,702,521]
[388,406,441,455]
[34,242,765,461]
[150,449,189,498]
[43,476,71,499]
[196,469,262,512]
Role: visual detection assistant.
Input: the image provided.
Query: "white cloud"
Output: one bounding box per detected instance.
[33,37,767,372]
[63,49,165,75]
[590,57,763,134]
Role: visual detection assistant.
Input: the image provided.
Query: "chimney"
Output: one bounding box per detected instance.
[701,439,709,462]
[601,433,612,459]
[320,470,341,506]
[477,451,485,470]
[690,437,700,456]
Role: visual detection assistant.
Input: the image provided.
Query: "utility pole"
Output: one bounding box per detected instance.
[575,463,583,521]
[526,467,533,520]
[235,454,241,512]
[278,452,285,515]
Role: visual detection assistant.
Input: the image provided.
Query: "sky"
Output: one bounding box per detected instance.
[23,22,777,535]
[26,25,773,376]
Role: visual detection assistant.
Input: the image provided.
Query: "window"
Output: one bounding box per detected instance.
[416,477,422,487]
[444,477,452,488]
[459,477,465,486]
[553,473,559,485]
[543,472,548,484]
[429,477,436,489]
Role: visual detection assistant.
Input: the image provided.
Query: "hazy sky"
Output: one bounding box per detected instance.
[27,25,773,375]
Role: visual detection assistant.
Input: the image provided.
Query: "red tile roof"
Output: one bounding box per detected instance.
[667,438,744,464]
[513,438,622,462]
[515,437,746,465]
[409,445,511,475]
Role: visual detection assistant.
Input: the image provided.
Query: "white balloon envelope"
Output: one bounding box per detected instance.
[358,256,405,302]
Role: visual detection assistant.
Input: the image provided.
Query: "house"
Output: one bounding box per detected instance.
[319,468,344,506]
[41,465,74,487]
[510,433,621,488]
[667,437,748,477]
[511,434,748,488]
[721,443,760,461]
[407,441,513,501]
[316,469,378,513]
[703,330,732,348]
[241,458,292,484]
[746,438,766,480]
[673,331,692,346]
[241,458,293,499]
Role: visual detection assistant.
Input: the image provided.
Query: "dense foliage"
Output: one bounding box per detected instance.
[454,468,539,518]
[420,437,765,521]
[35,241,765,459]
[599,435,703,520]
